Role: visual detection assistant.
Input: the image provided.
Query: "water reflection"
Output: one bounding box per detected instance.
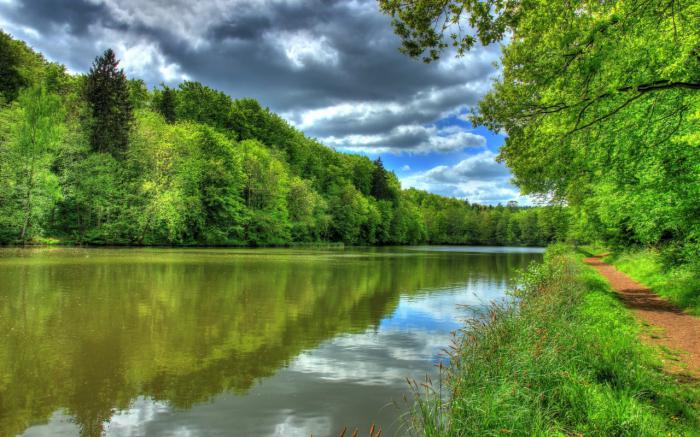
[0,247,542,436]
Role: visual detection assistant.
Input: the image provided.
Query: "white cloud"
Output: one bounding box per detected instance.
[274,414,332,437]
[401,151,530,204]
[288,82,494,154]
[292,83,488,133]
[121,43,186,82]
[103,397,173,436]
[323,124,486,155]
[91,30,189,83]
[269,30,339,69]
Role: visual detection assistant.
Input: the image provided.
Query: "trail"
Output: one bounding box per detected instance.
[584,255,700,377]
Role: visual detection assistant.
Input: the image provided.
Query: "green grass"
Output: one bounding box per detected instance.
[405,244,700,436]
[605,249,700,316]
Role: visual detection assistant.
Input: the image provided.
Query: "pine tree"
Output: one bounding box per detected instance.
[371,157,392,200]
[85,49,133,155]
[157,86,177,123]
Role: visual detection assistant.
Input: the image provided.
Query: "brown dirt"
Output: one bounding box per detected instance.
[584,255,700,378]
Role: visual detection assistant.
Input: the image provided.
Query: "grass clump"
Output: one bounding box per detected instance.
[606,249,700,315]
[406,244,700,436]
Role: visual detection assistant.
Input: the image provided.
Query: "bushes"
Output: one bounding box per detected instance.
[407,248,699,436]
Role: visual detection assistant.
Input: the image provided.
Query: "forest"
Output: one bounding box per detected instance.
[0,31,568,247]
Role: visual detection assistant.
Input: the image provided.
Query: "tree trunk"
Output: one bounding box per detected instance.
[19,157,35,244]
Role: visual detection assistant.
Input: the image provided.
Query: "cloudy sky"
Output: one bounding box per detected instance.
[0,0,527,204]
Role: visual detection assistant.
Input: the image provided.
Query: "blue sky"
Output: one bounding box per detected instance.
[0,0,528,205]
[363,120,519,205]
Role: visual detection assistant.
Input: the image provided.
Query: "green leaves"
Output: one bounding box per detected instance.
[0,85,65,243]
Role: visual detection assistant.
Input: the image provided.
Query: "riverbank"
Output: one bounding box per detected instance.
[407,245,700,435]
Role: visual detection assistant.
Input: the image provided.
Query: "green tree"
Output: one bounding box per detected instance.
[0,31,28,102]
[0,85,64,242]
[197,126,247,244]
[56,152,128,244]
[177,81,233,132]
[156,86,177,123]
[371,157,396,201]
[85,49,133,155]
[287,176,328,242]
[239,139,291,245]
[128,79,149,110]
[329,183,369,244]
[127,112,203,244]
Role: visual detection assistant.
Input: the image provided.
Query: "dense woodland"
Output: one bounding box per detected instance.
[0,32,568,247]
[381,0,700,271]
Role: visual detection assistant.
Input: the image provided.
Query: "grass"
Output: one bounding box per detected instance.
[604,249,700,316]
[405,244,700,436]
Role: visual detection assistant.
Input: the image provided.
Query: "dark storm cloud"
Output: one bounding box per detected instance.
[4,0,112,36]
[0,0,499,154]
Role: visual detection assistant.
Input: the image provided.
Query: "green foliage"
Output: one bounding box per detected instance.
[175,81,234,133]
[379,0,520,62]
[197,126,247,244]
[85,49,134,155]
[0,31,28,102]
[370,157,397,201]
[57,152,130,244]
[155,85,177,123]
[328,182,369,244]
[127,79,149,110]
[407,249,700,435]
[287,176,329,242]
[239,139,291,245]
[0,85,64,243]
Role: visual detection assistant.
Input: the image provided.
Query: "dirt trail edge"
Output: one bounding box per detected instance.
[584,255,700,377]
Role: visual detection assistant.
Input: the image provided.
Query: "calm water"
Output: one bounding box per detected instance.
[0,246,543,437]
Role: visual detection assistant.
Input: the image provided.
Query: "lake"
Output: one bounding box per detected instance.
[0,246,543,437]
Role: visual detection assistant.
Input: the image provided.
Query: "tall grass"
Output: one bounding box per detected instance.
[606,249,700,315]
[405,245,700,436]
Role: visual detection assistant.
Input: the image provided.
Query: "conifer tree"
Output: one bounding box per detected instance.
[85,49,133,155]
[371,157,392,201]
[157,86,177,123]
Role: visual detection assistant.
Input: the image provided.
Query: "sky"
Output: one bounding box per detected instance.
[0,0,528,205]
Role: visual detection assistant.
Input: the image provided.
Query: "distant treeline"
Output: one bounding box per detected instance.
[0,32,568,247]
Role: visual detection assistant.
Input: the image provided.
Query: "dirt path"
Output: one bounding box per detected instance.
[584,255,700,377]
